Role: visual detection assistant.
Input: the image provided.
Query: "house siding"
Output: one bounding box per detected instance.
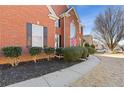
[0,5,83,52]
[0,5,55,52]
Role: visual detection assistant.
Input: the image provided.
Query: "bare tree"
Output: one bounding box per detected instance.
[94,7,124,51]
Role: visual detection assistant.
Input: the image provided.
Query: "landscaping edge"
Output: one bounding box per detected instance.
[7,55,101,87]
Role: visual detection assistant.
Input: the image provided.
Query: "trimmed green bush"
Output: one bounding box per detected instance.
[55,48,63,59]
[2,47,22,57]
[44,47,55,54]
[91,44,95,49]
[55,48,63,55]
[2,46,22,66]
[84,43,96,55]
[86,47,96,54]
[81,47,89,59]
[63,47,82,62]
[29,47,42,63]
[44,47,55,60]
[84,43,90,47]
[29,47,42,56]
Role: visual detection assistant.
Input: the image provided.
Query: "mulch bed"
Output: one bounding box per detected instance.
[0,57,82,87]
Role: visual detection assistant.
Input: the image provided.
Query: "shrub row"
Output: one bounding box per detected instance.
[1,47,55,66]
[62,46,93,62]
[1,44,96,66]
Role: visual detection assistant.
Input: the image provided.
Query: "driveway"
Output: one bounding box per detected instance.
[71,54,124,87]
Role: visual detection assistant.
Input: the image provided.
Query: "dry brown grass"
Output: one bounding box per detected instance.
[71,55,124,87]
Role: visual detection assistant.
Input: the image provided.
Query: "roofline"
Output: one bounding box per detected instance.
[60,7,80,22]
[46,5,59,20]
[47,5,70,20]
[84,35,92,36]
[66,7,79,20]
[80,23,85,27]
[66,5,70,9]
[46,5,84,26]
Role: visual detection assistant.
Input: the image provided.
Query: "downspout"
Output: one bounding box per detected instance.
[54,20,56,48]
[64,16,66,48]
[0,31,1,52]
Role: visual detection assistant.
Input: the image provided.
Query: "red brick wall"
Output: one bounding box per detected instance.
[52,5,69,48]
[51,5,68,16]
[0,5,55,51]
[0,5,83,53]
[64,9,81,47]
[54,8,83,48]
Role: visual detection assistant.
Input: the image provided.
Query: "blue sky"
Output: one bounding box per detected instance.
[70,5,107,35]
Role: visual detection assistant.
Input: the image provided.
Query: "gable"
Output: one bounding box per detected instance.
[60,7,80,22]
[46,5,59,20]
[66,8,79,21]
[51,5,69,16]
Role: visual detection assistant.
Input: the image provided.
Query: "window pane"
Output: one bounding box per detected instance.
[59,19,61,27]
[55,19,61,28]
[32,24,43,47]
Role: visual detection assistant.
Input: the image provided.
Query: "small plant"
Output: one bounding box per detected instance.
[29,47,42,63]
[44,47,55,61]
[84,43,90,47]
[91,44,95,49]
[63,47,82,62]
[55,48,63,59]
[2,46,22,66]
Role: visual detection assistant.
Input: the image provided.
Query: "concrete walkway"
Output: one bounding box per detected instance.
[7,55,101,87]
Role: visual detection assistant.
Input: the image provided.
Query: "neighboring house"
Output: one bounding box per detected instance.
[93,40,105,49]
[83,35,93,45]
[0,5,83,54]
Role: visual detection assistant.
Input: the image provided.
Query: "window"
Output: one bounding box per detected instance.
[27,23,48,48]
[55,19,61,28]
[32,24,44,47]
[81,26,83,34]
[70,22,76,47]
[55,34,61,48]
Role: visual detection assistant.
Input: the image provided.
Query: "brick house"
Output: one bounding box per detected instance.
[0,5,83,54]
[83,35,93,45]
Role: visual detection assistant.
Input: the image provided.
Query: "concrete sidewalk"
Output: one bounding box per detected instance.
[7,55,101,87]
